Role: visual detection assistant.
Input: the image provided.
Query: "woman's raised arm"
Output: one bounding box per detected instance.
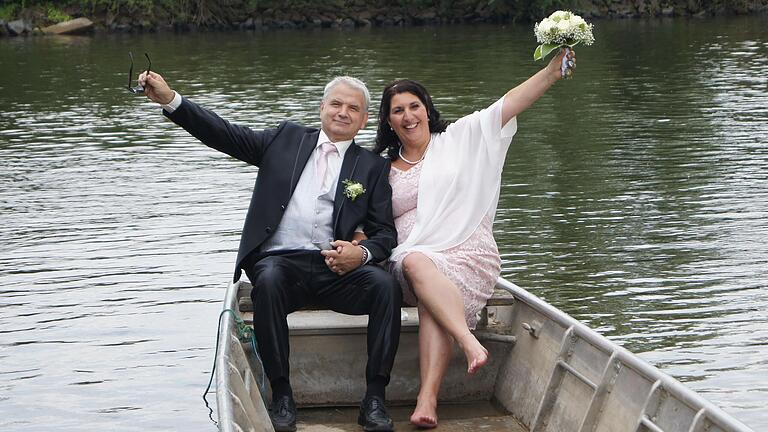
[501,48,575,125]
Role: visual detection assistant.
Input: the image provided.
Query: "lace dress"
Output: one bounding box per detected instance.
[389,162,501,329]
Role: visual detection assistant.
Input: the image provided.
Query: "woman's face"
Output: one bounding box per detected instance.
[388,92,430,147]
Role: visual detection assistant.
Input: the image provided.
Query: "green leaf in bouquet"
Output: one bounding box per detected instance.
[533,41,583,61]
[533,43,561,61]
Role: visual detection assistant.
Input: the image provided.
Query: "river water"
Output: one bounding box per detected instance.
[1,16,766,431]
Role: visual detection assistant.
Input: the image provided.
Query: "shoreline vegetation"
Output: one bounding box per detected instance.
[1,0,766,37]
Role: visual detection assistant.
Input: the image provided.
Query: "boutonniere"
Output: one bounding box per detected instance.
[342,179,366,201]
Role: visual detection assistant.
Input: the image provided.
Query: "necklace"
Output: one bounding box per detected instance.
[398,141,429,165]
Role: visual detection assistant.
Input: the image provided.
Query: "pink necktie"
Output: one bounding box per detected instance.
[316,142,337,188]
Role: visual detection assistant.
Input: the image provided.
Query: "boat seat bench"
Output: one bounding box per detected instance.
[237,284,517,335]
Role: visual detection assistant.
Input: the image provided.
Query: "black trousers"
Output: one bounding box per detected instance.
[245,250,402,387]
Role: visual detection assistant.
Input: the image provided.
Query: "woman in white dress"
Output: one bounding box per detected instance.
[371,49,576,428]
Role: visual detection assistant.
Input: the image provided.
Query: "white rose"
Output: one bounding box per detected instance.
[569,15,586,28]
[550,10,569,21]
[555,19,571,33]
[538,18,555,34]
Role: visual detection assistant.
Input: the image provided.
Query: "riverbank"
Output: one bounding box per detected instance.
[1,0,766,36]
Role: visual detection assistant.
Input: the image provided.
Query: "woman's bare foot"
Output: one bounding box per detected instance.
[410,397,438,429]
[458,332,489,374]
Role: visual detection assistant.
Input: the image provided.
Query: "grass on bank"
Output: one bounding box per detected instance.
[0,0,568,26]
[0,0,762,27]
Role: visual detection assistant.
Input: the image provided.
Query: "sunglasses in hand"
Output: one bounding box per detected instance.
[127,52,151,94]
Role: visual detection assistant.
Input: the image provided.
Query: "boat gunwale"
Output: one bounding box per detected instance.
[496,277,754,432]
[215,278,238,431]
[216,279,274,432]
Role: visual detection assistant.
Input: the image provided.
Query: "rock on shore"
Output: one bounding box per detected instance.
[41,18,94,35]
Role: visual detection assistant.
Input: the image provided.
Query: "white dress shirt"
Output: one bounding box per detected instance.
[260,130,351,252]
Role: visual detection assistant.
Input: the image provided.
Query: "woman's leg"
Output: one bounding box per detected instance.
[410,304,452,428]
[402,253,488,374]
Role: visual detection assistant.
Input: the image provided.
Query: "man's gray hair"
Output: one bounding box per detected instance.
[323,76,371,111]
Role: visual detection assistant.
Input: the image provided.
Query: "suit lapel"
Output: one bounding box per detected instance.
[333,143,360,232]
[289,130,319,196]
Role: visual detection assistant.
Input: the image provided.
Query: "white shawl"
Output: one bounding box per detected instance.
[390,96,517,261]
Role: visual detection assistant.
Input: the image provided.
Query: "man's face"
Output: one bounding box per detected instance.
[319,84,369,142]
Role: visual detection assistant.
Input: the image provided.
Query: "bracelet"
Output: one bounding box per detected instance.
[359,246,369,265]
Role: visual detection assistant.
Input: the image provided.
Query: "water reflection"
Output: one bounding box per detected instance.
[1,16,767,431]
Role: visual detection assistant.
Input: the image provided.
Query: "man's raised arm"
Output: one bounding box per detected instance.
[138,71,277,167]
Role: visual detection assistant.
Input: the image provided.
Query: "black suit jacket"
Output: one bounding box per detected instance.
[164,97,397,282]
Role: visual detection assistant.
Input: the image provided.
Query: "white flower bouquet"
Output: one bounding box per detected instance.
[533,10,594,76]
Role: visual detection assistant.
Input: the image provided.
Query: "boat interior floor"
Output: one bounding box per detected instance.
[295,400,528,431]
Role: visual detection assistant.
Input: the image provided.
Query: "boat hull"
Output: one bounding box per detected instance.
[214,278,754,432]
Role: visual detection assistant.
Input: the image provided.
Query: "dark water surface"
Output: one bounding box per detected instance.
[1,16,767,431]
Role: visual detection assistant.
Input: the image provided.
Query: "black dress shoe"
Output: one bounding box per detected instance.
[268,395,297,432]
[358,395,394,431]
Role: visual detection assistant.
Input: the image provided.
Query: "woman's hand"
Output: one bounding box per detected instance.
[546,48,577,81]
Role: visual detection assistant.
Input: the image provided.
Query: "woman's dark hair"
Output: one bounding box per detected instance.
[373,79,449,160]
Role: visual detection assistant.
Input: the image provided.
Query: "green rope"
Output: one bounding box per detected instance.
[203,308,268,426]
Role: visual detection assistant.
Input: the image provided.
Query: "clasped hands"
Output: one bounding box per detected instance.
[321,240,364,276]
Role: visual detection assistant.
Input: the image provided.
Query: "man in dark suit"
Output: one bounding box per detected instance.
[139,72,400,432]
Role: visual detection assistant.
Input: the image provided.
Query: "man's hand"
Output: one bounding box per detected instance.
[138,71,175,105]
[321,240,364,276]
